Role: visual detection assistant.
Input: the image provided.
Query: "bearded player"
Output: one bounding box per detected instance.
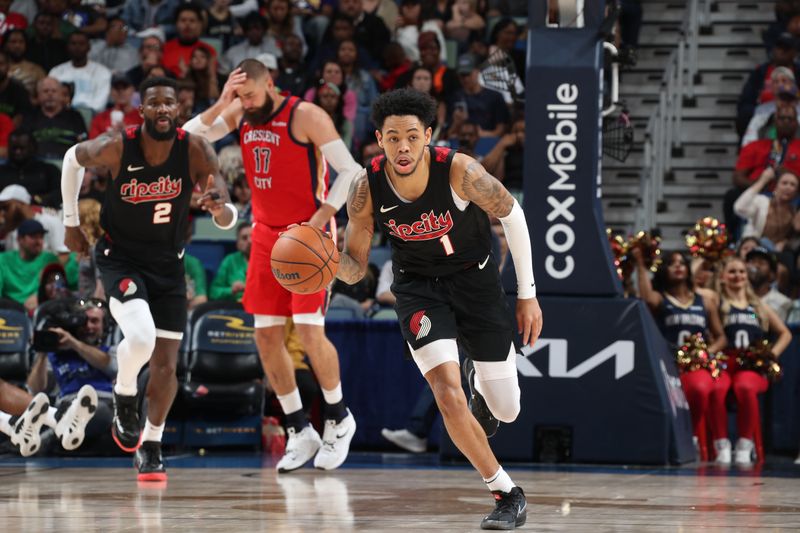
[61,77,236,481]
[184,59,363,472]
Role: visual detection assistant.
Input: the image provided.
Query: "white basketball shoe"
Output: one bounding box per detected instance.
[734,438,755,466]
[276,425,322,473]
[714,438,732,465]
[314,409,356,470]
[11,393,50,457]
[56,385,98,450]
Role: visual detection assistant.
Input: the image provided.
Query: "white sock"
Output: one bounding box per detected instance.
[321,383,343,405]
[277,389,304,414]
[44,407,59,430]
[0,412,12,436]
[484,467,515,493]
[141,419,165,443]
[110,298,157,396]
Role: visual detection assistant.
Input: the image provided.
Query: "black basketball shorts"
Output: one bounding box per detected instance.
[95,236,187,333]
[392,255,515,362]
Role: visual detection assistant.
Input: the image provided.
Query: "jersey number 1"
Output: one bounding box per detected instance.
[153,203,172,224]
[440,235,454,256]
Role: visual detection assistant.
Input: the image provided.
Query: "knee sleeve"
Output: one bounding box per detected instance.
[110,298,157,395]
[111,298,157,354]
[473,345,521,423]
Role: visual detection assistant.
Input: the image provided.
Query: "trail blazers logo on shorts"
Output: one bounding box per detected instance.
[119,278,137,297]
[409,310,431,341]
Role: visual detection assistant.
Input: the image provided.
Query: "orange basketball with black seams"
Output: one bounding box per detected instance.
[270,225,340,294]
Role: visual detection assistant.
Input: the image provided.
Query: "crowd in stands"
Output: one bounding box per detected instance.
[0,0,530,455]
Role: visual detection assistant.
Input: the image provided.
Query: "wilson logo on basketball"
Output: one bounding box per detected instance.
[120,176,182,204]
[272,269,301,281]
[385,210,453,242]
[409,310,431,340]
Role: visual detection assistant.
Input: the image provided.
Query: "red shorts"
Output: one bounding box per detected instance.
[242,222,327,317]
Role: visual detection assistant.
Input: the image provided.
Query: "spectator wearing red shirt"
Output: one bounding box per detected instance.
[726,105,800,238]
[162,3,216,79]
[0,3,27,37]
[88,73,143,139]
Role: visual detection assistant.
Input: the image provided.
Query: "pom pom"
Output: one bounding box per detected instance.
[685,217,732,263]
[735,338,783,382]
[675,332,723,378]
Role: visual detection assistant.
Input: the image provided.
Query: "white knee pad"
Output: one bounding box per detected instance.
[110,298,157,395]
[473,345,521,423]
[110,298,157,355]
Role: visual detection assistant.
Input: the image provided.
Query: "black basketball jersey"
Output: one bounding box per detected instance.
[368,146,491,277]
[659,292,708,347]
[100,126,194,261]
[723,302,765,349]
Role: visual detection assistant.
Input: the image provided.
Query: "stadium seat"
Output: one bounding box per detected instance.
[369,246,392,270]
[186,239,236,278]
[326,307,358,320]
[371,308,398,321]
[180,301,264,447]
[0,299,32,386]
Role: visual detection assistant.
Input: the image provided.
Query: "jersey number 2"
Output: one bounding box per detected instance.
[253,146,271,173]
[153,203,172,224]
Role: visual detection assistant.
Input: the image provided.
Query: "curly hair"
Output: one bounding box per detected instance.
[370,88,437,130]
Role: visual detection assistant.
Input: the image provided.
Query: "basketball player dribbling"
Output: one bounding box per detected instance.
[60,77,237,481]
[337,89,541,530]
[184,59,364,472]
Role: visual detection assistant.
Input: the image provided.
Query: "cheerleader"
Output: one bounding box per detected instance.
[711,256,791,466]
[635,250,727,460]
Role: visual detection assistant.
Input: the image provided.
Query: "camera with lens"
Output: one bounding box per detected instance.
[33,299,88,352]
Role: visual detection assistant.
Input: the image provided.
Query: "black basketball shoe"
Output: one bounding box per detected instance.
[112,391,141,452]
[481,487,527,530]
[135,441,167,482]
[462,358,499,438]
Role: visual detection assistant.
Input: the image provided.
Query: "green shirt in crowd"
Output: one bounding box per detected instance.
[210,251,248,302]
[184,253,208,298]
[0,250,59,304]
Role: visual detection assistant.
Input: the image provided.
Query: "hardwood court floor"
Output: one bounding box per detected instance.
[1,454,800,532]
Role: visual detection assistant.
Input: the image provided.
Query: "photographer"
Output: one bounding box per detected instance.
[27,298,116,454]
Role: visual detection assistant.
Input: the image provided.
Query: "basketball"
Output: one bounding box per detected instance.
[271,225,340,294]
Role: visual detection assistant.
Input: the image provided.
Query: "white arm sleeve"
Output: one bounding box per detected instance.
[320,139,364,211]
[499,199,536,299]
[183,114,232,143]
[61,144,85,227]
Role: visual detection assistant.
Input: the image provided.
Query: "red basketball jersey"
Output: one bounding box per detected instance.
[239,96,329,227]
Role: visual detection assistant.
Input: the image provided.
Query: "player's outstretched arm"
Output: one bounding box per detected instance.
[62,133,123,254]
[190,136,238,230]
[338,171,374,285]
[298,103,364,229]
[451,153,542,347]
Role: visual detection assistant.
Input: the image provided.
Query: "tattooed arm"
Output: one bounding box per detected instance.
[451,153,515,218]
[338,170,375,284]
[62,133,123,253]
[190,135,236,229]
[450,153,543,347]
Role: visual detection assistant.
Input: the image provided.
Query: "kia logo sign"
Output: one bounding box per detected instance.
[517,338,635,379]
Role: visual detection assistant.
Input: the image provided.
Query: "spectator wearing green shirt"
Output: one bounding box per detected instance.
[210,223,251,302]
[184,253,208,309]
[0,219,59,312]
